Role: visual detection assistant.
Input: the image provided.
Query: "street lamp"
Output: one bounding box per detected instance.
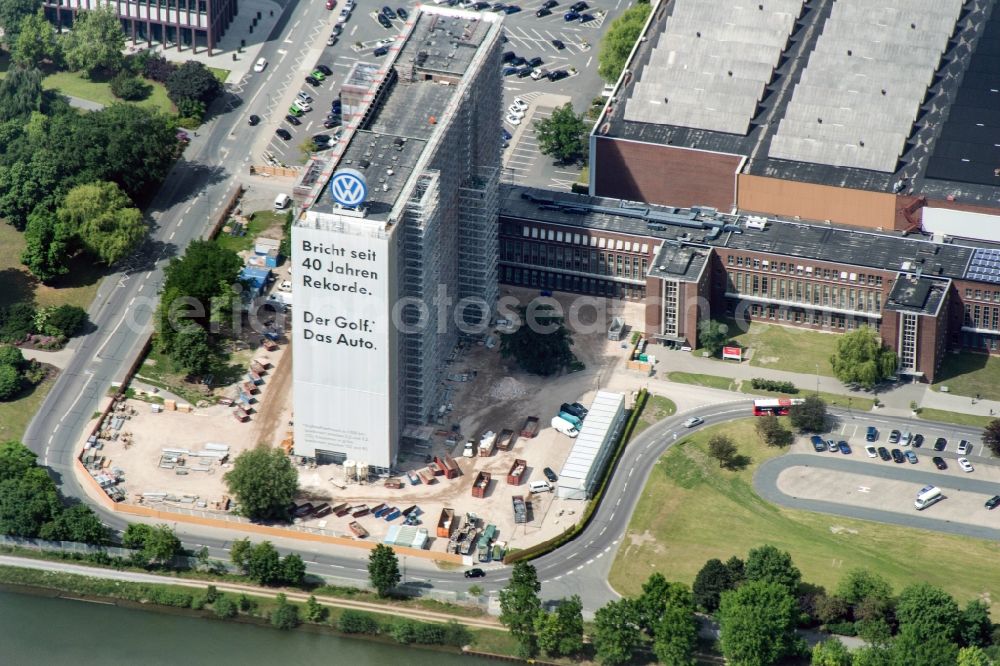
[815,363,820,395]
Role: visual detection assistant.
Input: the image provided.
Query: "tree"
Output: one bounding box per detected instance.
[597,4,651,82]
[692,557,740,613]
[281,553,307,587]
[58,181,145,266]
[223,446,298,521]
[852,646,893,666]
[11,10,59,67]
[636,572,689,636]
[122,523,181,565]
[698,319,730,356]
[718,580,800,666]
[814,594,850,625]
[0,157,63,232]
[890,625,958,666]
[499,305,576,376]
[367,544,400,597]
[592,598,642,666]
[829,326,897,390]
[61,5,125,77]
[755,414,793,447]
[169,325,215,376]
[40,305,88,338]
[653,589,697,666]
[957,646,994,666]
[811,638,852,666]
[304,595,328,623]
[982,418,1000,457]
[245,541,283,585]
[534,102,587,164]
[213,595,238,619]
[143,54,176,83]
[21,207,73,281]
[166,61,222,107]
[0,0,41,41]
[744,544,801,594]
[959,600,993,648]
[0,465,60,536]
[270,593,299,630]
[789,394,827,433]
[895,583,961,643]
[499,561,542,656]
[836,569,893,607]
[0,346,24,370]
[535,595,584,658]
[109,73,151,101]
[162,240,244,313]
[229,537,253,571]
[0,64,43,121]
[0,364,21,400]
[38,504,109,544]
[707,434,739,469]
[0,440,39,481]
[0,302,37,343]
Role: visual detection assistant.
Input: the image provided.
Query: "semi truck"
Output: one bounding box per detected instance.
[550,415,579,437]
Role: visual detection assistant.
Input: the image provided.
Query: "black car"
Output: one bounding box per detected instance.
[536,7,551,16]
[374,46,389,57]
[932,456,948,470]
[503,4,521,13]
[331,99,342,111]
[543,467,558,483]
[305,75,321,86]
[571,402,588,417]
[313,133,332,145]
[527,56,543,67]
[285,114,302,126]
[332,23,343,35]
[464,568,486,578]
[248,114,260,126]
[396,6,408,18]
[986,495,1000,510]
[502,50,517,62]
[934,437,947,451]
[569,0,586,10]
[542,0,558,7]
[474,0,490,7]
[510,55,526,66]
[316,64,333,76]
[890,448,905,463]
[381,6,397,18]
[912,433,924,447]
[560,402,586,419]
[492,2,505,9]
[323,119,340,129]
[517,66,534,77]
[275,128,292,141]
[378,13,392,27]
[551,38,565,49]
[578,12,594,22]
[877,446,891,461]
[548,69,568,81]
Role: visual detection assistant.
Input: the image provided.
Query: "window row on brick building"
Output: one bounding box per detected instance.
[725,271,883,314]
[725,254,884,287]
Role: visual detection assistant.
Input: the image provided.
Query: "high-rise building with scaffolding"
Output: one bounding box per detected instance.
[291,6,503,472]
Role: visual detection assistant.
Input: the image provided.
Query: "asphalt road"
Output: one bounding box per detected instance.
[755,452,1000,541]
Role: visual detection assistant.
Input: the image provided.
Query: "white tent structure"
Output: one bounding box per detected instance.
[556,391,627,500]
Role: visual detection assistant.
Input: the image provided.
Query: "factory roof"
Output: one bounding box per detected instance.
[884,274,949,317]
[598,0,1000,205]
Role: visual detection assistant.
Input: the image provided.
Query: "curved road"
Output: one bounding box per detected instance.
[755,453,1000,542]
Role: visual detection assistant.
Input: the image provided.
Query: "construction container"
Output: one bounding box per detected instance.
[512,496,527,523]
[384,507,401,521]
[407,470,421,485]
[434,455,461,479]
[437,508,455,538]
[496,429,515,451]
[332,503,350,517]
[471,471,491,498]
[383,478,403,489]
[372,503,389,518]
[349,521,368,538]
[351,505,369,518]
[478,431,497,457]
[520,416,540,438]
[506,458,527,485]
[313,503,332,518]
[401,505,418,517]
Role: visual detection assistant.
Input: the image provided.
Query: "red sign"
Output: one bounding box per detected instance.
[722,346,742,361]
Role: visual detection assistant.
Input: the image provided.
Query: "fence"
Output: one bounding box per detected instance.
[0,534,134,559]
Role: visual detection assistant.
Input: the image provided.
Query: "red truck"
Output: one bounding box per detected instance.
[506,458,527,485]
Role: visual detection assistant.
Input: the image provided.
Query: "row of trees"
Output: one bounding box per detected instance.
[230,538,306,586]
[597,3,652,83]
[499,561,585,659]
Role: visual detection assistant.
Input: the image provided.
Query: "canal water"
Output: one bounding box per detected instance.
[0,588,493,665]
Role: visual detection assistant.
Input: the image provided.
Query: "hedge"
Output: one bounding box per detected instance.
[750,378,798,394]
[504,389,649,564]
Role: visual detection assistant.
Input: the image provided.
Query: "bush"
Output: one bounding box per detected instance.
[0,364,22,400]
[145,587,193,608]
[270,599,299,630]
[442,620,472,647]
[41,305,88,338]
[143,54,176,82]
[237,594,257,615]
[110,72,151,101]
[750,378,798,394]
[213,595,238,619]
[0,302,37,343]
[389,619,420,644]
[191,594,207,610]
[824,621,858,636]
[338,609,380,634]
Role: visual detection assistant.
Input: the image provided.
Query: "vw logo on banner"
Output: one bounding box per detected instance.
[329,168,368,207]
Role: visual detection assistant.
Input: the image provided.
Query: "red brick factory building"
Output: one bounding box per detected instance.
[498,0,1000,382]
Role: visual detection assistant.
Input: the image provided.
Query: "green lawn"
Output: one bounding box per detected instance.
[0,223,103,311]
[609,419,1000,611]
[932,352,1000,401]
[41,70,174,114]
[630,394,676,437]
[917,408,994,429]
[208,67,231,83]
[214,210,284,254]
[0,373,56,442]
[667,371,739,391]
[695,319,839,376]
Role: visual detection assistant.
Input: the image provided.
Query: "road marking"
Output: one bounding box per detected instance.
[567,552,576,559]
[168,231,175,240]
[858,486,871,493]
[59,370,94,425]
[628,467,634,477]
[585,56,592,68]
[599,526,607,535]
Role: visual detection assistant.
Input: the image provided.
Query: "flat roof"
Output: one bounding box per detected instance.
[599,0,1000,205]
[885,274,949,317]
[646,242,711,283]
[557,391,625,487]
[307,7,499,221]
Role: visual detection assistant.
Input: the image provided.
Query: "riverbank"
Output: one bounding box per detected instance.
[0,556,533,661]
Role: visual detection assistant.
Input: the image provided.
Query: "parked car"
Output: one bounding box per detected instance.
[986,495,1000,510]
[464,568,486,578]
[865,445,878,458]
[323,118,340,129]
[517,66,534,77]
[502,66,519,76]
[288,106,304,117]
[912,433,924,447]
[569,0,586,10]
[502,50,517,62]
[957,440,972,455]
[683,416,704,428]
[337,7,351,22]
[501,128,512,141]
[248,114,260,126]
[326,0,336,8]
[536,7,551,16]
[507,104,525,118]
[865,426,878,442]
[374,46,389,56]
[526,56,543,67]
[934,437,947,451]
[578,13,594,22]
[563,11,580,20]
[297,91,314,103]
[542,0,558,7]
[312,133,333,145]
[838,441,852,455]
[473,1,490,8]
[316,64,333,76]
[332,23,343,34]
[504,113,522,125]
[305,75,321,86]
[827,439,838,453]
[547,69,569,81]
[551,38,565,49]
[275,128,292,140]
[311,69,327,81]
[810,435,826,452]
[491,2,505,9]
[877,447,891,461]
[510,55,527,66]
[253,57,268,72]
[958,458,974,473]
[503,4,521,13]
[327,35,338,46]
[543,467,558,483]
[381,5,397,18]
[891,448,905,463]
[285,114,302,125]
[888,430,901,444]
[932,456,948,470]
[905,450,918,464]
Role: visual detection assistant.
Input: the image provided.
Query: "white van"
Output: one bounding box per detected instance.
[529,480,552,494]
[914,485,943,510]
[274,193,292,210]
[550,416,579,438]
